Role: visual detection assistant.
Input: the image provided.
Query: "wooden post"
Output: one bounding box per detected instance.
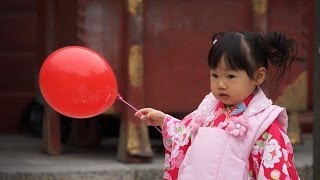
[252,0,268,34]
[42,106,61,154]
[314,0,320,178]
[117,0,153,163]
[38,0,61,155]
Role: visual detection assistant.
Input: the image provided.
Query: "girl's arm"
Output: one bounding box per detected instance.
[250,120,300,180]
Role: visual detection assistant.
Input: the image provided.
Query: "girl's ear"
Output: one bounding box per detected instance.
[254,67,267,85]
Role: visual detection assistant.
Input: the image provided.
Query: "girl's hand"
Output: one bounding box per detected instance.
[134,108,166,127]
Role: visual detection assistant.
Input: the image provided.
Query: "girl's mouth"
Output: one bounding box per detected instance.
[219,93,229,98]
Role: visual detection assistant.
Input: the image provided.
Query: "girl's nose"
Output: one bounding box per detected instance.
[217,80,226,89]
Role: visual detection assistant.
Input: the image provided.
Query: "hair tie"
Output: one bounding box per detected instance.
[213,39,218,45]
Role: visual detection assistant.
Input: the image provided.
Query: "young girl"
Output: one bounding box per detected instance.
[135,32,300,180]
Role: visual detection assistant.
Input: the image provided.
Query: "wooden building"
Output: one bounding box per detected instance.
[0,0,315,161]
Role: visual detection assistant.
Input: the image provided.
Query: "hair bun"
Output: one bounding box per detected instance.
[263,32,297,79]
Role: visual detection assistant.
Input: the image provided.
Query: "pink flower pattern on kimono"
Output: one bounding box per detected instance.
[263,139,283,168]
[251,145,265,156]
[280,130,294,154]
[189,115,203,135]
[170,150,185,168]
[225,116,249,137]
[217,120,228,129]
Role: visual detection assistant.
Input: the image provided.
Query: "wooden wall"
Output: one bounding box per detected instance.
[0,0,38,133]
[0,0,315,133]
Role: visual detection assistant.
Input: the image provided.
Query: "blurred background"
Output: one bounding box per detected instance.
[0,0,316,178]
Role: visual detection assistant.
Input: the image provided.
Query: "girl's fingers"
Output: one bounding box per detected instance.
[134,108,152,117]
[140,114,155,125]
[133,108,163,126]
[139,108,152,114]
[134,111,141,117]
[140,114,147,121]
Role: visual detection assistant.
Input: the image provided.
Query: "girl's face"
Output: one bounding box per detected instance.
[210,59,258,105]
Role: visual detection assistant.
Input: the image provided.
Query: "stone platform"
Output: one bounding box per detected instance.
[0,134,313,180]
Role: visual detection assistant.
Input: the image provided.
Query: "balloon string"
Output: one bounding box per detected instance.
[116,94,162,133]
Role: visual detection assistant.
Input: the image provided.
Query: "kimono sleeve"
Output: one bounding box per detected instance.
[250,120,300,180]
[162,113,193,176]
[162,114,193,153]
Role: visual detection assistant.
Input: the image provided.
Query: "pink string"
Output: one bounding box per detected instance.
[116,94,162,133]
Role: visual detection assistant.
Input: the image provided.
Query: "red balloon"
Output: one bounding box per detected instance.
[39,46,118,118]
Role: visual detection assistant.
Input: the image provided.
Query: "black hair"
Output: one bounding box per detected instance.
[208,31,297,81]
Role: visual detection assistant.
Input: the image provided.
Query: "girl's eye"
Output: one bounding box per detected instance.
[211,74,218,78]
[227,75,236,79]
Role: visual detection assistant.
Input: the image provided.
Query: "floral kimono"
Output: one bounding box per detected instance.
[161,90,300,180]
